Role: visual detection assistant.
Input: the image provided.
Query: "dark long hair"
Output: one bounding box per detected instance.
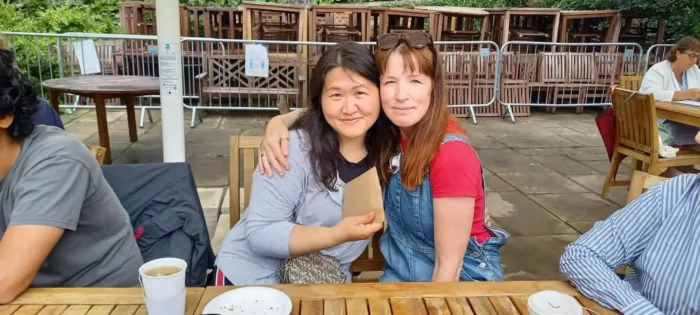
[291,42,394,190]
[0,49,37,140]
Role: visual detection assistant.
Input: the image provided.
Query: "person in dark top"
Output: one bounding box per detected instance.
[33,99,64,130]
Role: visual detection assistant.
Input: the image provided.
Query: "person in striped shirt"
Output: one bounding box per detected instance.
[560,174,700,314]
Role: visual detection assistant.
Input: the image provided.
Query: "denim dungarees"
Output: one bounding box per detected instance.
[379,133,509,282]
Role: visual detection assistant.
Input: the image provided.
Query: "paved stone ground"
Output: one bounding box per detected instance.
[61,107,633,281]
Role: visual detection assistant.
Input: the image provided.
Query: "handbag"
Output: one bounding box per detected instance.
[596,85,618,161]
[277,251,347,284]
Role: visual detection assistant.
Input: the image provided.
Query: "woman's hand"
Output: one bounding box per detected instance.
[690,88,700,101]
[332,212,383,243]
[259,116,292,177]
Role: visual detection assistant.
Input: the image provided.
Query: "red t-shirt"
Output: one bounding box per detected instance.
[400,119,491,243]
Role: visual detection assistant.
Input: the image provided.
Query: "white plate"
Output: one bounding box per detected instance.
[202,286,293,315]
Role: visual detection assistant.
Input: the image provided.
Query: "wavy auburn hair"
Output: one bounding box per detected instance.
[374,33,463,190]
[291,42,394,190]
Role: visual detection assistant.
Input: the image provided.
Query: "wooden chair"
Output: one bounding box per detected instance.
[228,135,384,278]
[626,171,668,205]
[601,88,700,199]
[619,75,644,91]
[87,145,107,165]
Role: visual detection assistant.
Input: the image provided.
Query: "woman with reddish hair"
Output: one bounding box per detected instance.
[258,32,508,282]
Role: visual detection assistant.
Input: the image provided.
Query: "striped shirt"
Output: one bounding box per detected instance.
[560,174,700,315]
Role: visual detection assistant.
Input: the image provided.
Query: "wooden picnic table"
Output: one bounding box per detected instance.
[196,281,620,315]
[43,75,160,164]
[1,287,204,315]
[656,101,700,128]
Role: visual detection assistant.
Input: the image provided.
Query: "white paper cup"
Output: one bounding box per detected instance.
[144,287,186,315]
[138,257,188,300]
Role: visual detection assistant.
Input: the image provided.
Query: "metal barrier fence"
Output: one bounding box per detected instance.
[498,41,644,122]
[4,31,666,126]
[2,32,503,126]
[3,32,163,127]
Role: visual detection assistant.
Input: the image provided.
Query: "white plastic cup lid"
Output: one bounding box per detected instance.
[527,290,584,315]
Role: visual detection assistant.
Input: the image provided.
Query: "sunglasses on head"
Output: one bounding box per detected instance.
[377,32,433,51]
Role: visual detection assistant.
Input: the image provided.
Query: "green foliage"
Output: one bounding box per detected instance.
[0,1,121,96]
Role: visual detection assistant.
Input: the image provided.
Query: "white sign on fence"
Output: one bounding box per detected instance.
[72,39,101,75]
[245,44,269,78]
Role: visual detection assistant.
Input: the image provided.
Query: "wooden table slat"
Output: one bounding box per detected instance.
[300,300,323,315]
[390,298,428,315]
[59,305,90,315]
[109,305,139,315]
[345,298,369,315]
[35,305,67,315]
[508,296,529,315]
[13,305,44,315]
[467,297,498,315]
[0,305,20,315]
[444,297,474,315]
[424,297,452,315]
[85,305,114,315]
[488,296,521,314]
[323,299,346,315]
[290,300,301,315]
[367,299,392,315]
[133,306,147,315]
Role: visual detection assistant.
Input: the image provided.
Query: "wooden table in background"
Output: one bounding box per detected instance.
[656,101,700,128]
[1,287,203,315]
[196,281,620,315]
[42,75,160,164]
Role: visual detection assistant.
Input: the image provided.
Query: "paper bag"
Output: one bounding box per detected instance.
[342,167,385,225]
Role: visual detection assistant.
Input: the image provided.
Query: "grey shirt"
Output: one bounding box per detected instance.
[0,125,143,287]
[215,130,369,285]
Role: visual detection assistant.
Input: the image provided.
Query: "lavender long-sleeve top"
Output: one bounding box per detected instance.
[215,130,370,285]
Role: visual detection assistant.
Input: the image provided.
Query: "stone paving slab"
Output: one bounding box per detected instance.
[497,172,590,194]
[62,109,640,281]
[501,235,580,281]
[485,191,579,236]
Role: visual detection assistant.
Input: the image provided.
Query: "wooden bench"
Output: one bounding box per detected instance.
[197,54,304,110]
[229,135,384,280]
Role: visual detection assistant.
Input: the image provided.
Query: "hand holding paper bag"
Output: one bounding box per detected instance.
[340,166,386,226]
[332,212,383,243]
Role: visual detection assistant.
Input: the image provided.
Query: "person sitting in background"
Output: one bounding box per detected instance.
[560,174,700,314]
[640,36,700,148]
[212,42,391,285]
[0,49,143,304]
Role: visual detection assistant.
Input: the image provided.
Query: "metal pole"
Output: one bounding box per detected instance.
[155,0,186,162]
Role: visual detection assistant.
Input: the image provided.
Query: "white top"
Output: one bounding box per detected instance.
[640,60,700,102]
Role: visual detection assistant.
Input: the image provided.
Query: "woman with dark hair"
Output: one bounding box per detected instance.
[257,32,507,283]
[0,49,143,303]
[640,36,700,148]
[213,42,392,285]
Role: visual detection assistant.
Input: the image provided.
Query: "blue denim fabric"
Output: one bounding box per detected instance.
[379,133,509,282]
